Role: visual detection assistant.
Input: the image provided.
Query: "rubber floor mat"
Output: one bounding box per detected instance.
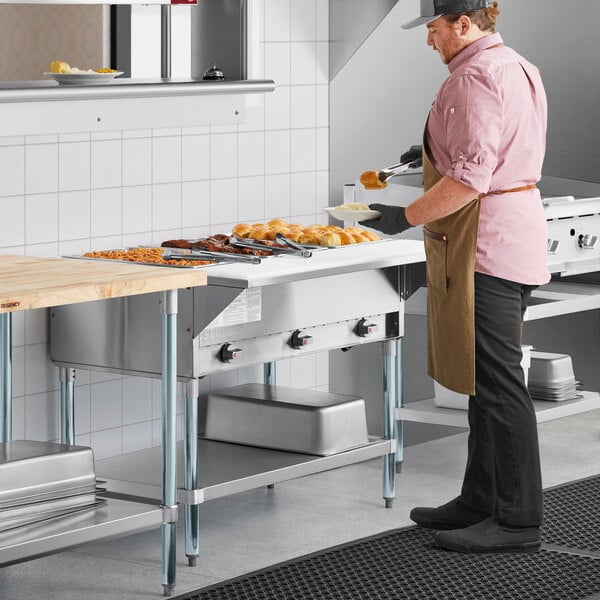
[542,475,600,552]
[174,527,600,600]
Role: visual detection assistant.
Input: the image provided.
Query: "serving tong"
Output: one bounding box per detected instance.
[164,249,262,264]
[377,158,422,184]
[230,236,313,258]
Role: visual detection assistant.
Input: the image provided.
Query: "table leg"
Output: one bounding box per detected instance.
[264,362,276,489]
[0,313,12,443]
[161,290,178,597]
[263,361,276,387]
[184,378,199,567]
[59,367,76,445]
[395,339,404,473]
[382,339,398,508]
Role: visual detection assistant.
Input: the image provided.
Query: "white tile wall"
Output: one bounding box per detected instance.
[0,0,330,459]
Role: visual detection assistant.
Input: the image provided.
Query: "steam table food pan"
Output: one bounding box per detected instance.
[528,351,576,388]
[201,383,370,456]
[0,440,97,507]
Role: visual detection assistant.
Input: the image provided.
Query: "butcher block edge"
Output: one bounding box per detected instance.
[0,254,208,313]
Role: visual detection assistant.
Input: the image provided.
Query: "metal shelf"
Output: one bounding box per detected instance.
[0,497,162,567]
[0,78,275,104]
[95,437,394,504]
[406,282,600,320]
[397,391,600,429]
[524,282,600,320]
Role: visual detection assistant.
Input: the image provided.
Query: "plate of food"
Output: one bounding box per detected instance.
[322,203,381,222]
[44,61,123,85]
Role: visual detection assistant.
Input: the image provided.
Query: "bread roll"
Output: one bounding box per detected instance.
[50,60,70,74]
[360,170,387,190]
[338,231,356,245]
[319,232,342,247]
[232,223,252,238]
[284,230,303,242]
[351,232,370,243]
[299,232,321,245]
[250,226,270,240]
[266,218,289,228]
[360,229,381,241]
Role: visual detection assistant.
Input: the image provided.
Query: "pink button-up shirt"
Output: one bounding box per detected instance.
[426,32,550,285]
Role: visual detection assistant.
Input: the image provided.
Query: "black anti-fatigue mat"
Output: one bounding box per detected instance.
[542,475,600,552]
[174,527,600,600]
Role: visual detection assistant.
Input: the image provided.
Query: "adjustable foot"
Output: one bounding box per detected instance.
[384,498,394,509]
[163,584,175,597]
[187,555,197,567]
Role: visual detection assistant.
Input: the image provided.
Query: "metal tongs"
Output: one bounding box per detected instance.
[164,250,262,265]
[377,158,422,184]
[230,236,312,258]
[274,233,312,258]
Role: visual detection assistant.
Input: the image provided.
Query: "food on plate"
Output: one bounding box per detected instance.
[333,202,371,211]
[83,247,212,267]
[360,170,387,190]
[50,60,70,74]
[48,61,118,75]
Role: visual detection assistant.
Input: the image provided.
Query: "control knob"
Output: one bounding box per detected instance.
[578,234,598,249]
[219,343,242,363]
[290,330,313,349]
[355,318,378,338]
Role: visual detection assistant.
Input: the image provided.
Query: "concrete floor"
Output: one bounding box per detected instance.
[1,409,599,600]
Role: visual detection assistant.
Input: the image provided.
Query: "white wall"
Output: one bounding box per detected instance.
[0,0,330,460]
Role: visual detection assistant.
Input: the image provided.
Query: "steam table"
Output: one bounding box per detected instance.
[0,254,207,596]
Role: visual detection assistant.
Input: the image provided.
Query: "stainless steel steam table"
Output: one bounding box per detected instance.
[0,254,207,596]
[49,239,426,589]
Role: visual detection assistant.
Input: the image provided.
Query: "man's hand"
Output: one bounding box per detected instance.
[401,145,422,168]
[367,204,412,235]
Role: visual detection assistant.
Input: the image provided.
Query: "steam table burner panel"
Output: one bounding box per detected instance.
[50,240,426,379]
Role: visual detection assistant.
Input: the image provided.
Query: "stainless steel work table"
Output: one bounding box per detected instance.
[49,239,426,587]
[0,254,207,595]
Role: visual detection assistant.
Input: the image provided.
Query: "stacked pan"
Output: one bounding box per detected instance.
[0,440,103,533]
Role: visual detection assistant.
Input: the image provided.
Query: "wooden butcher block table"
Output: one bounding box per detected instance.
[0,254,207,312]
[0,253,207,596]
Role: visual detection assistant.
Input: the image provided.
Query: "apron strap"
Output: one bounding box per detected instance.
[477,183,537,200]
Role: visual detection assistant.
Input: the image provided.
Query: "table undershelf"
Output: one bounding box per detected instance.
[0,497,162,567]
[95,437,394,504]
[397,391,600,429]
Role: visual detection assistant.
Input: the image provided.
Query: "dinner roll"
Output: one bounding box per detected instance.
[338,231,356,245]
[232,223,252,237]
[299,232,321,245]
[319,232,342,247]
[266,218,289,228]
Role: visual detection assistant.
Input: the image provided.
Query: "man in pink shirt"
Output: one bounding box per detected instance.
[367,0,549,553]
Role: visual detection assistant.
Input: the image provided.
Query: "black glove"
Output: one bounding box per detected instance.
[400,145,422,168]
[367,204,412,235]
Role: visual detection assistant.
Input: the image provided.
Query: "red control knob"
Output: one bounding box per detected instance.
[219,343,242,363]
[290,330,313,350]
[355,318,378,338]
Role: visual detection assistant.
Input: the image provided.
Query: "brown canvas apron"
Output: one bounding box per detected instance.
[422,145,536,395]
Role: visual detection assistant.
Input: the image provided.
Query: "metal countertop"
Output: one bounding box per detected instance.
[204,239,426,288]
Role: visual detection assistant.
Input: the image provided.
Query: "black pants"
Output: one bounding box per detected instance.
[459,272,543,526]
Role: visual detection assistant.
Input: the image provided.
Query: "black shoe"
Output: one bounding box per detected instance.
[434,517,541,554]
[410,497,490,530]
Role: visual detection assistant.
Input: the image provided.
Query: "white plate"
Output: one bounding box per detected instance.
[44,72,123,85]
[322,207,381,222]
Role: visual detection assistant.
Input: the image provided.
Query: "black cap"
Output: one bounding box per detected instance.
[402,0,493,29]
